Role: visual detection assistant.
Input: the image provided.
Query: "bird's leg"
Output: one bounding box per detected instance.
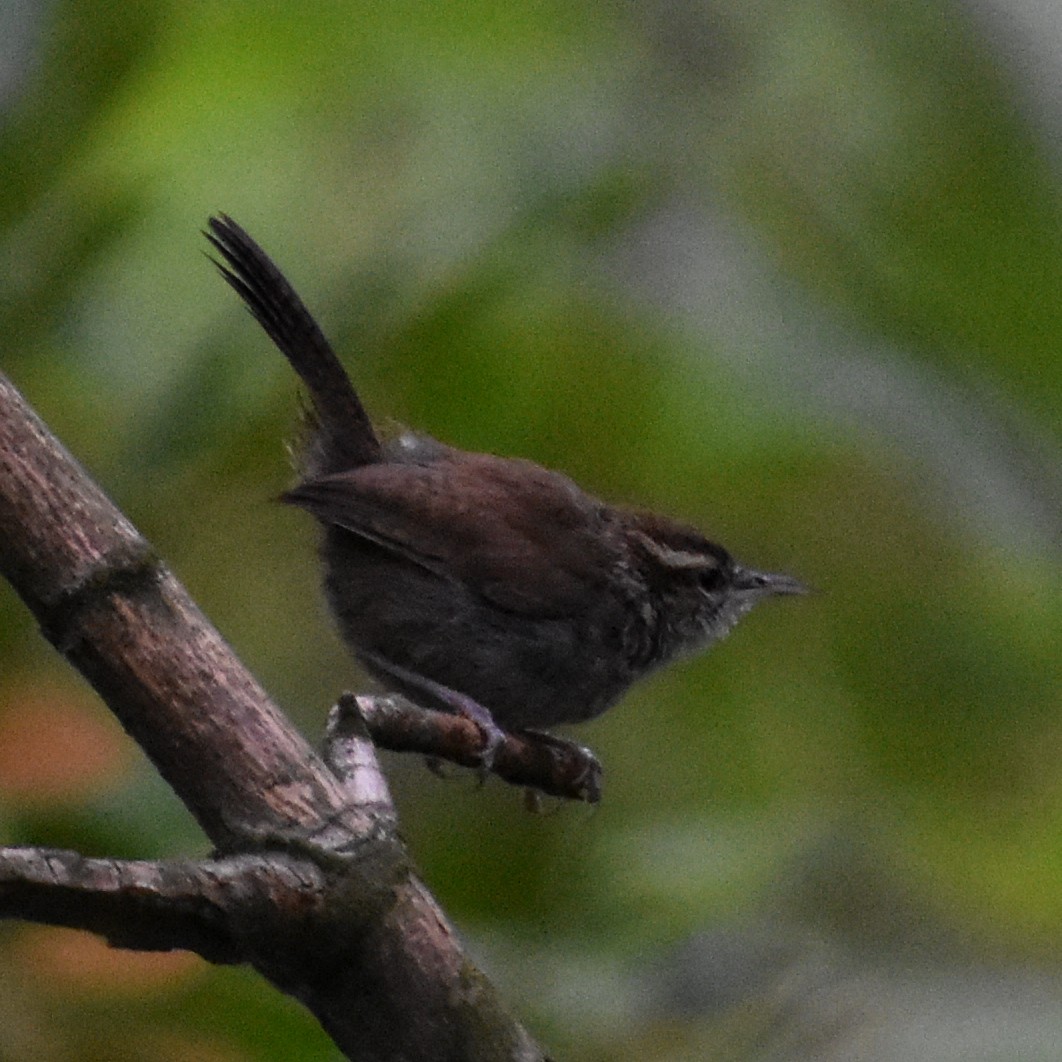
[360,653,507,769]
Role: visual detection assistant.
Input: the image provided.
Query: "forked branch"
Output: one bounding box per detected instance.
[0,372,548,1062]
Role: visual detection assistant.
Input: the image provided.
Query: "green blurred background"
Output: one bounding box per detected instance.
[1,1,1060,1058]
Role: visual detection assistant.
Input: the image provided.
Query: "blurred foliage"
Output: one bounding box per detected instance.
[0,0,1060,1058]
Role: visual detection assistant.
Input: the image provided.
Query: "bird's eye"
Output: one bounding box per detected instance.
[698,565,725,592]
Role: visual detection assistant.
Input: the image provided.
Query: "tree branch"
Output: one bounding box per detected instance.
[0,371,547,1062]
[352,694,603,803]
[0,846,257,963]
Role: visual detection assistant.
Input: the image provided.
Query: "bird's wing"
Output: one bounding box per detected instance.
[282,451,618,618]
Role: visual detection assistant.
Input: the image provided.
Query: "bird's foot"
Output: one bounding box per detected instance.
[361,653,506,770]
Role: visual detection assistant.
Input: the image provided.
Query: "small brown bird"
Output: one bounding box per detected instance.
[207,215,805,760]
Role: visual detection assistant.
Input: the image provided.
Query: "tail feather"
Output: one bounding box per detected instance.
[206,214,380,471]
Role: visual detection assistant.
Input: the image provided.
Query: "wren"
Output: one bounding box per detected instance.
[206,215,806,761]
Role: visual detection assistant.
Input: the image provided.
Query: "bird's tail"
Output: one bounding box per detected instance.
[206,214,381,473]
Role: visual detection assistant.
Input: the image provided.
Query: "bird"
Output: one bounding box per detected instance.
[206,214,806,765]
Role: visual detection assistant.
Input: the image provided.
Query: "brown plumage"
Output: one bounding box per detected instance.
[207,215,805,742]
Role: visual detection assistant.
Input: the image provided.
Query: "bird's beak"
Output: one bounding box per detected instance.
[731,566,810,597]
